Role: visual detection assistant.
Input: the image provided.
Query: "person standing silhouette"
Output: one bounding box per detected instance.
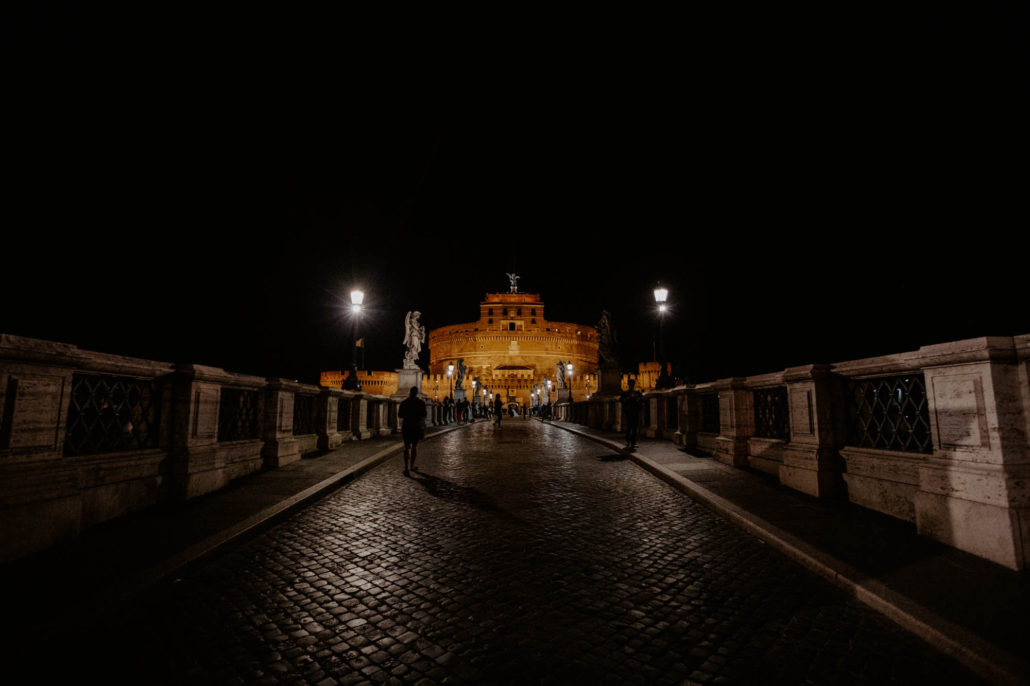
[493,395,503,430]
[619,379,645,450]
[398,386,427,476]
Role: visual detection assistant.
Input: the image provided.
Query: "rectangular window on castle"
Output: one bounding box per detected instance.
[509,322,516,331]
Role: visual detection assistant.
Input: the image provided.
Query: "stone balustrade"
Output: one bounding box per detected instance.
[0,334,437,565]
[557,334,1030,571]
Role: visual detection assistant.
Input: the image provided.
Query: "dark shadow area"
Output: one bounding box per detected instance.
[597,452,628,462]
[413,472,510,516]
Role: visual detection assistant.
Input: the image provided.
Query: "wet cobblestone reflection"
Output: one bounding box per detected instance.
[66,420,984,684]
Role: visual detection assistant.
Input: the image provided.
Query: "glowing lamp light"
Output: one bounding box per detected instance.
[350,289,364,314]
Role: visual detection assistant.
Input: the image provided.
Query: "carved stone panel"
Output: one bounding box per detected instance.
[932,374,990,452]
[191,384,219,441]
[789,386,814,437]
[718,393,733,435]
[2,373,66,451]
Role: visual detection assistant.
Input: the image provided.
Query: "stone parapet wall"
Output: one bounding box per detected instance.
[559,334,1030,571]
[0,334,424,565]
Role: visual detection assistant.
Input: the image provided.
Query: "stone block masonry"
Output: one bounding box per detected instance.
[563,334,1030,571]
[0,334,438,565]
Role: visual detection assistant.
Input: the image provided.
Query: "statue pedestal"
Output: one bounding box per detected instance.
[597,365,623,398]
[393,367,423,400]
[557,388,572,404]
[454,387,467,403]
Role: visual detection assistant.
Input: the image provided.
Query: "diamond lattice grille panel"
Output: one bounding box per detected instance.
[292,394,316,436]
[64,374,161,456]
[701,394,720,434]
[337,398,351,431]
[218,388,261,442]
[753,387,790,440]
[846,375,932,453]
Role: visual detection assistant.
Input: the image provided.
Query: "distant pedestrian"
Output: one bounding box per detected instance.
[494,395,503,429]
[619,379,645,450]
[398,386,427,476]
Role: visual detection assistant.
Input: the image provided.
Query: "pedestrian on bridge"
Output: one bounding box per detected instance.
[619,379,644,450]
[493,395,503,429]
[398,386,427,476]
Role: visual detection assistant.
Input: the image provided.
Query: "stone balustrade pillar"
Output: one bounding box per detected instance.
[659,390,683,441]
[779,364,845,498]
[262,379,303,468]
[168,364,267,501]
[316,388,334,451]
[352,395,366,439]
[1,337,84,562]
[713,378,751,467]
[317,388,352,451]
[644,394,660,438]
[913,337,1030,570]
[675,389,700,450]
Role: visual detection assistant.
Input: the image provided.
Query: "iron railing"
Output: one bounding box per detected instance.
[701,393,720,434]
[64,373,162,456]
[292,393,316,436]
[218,388,261,442]
[753,386,790,440]
[665,396,678,431]
[846,375,932,453]
[337,398,351,431]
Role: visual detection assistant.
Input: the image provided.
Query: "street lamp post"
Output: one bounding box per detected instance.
[345,288,365,391]
[447,363,454,422]
[653,284,673,390]
[545,379,553,419]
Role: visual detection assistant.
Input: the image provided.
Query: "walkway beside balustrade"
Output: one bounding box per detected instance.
[544,417,1030,686]
[0,422,463,645]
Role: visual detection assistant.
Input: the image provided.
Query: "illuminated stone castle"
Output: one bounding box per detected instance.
[427,282,599,408]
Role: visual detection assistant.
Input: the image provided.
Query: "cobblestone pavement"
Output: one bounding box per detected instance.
[47,419,986,685]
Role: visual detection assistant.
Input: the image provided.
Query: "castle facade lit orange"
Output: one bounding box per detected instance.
[428,288,599,408]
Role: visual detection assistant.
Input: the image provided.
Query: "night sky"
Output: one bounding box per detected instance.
[3,3,1027,386]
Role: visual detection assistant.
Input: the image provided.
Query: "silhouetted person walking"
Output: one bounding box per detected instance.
[493,395,503,429]
[398,386,427,476]
[620,379,645,450]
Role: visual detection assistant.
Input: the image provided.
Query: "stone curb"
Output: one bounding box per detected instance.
[550,421,1030,686]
